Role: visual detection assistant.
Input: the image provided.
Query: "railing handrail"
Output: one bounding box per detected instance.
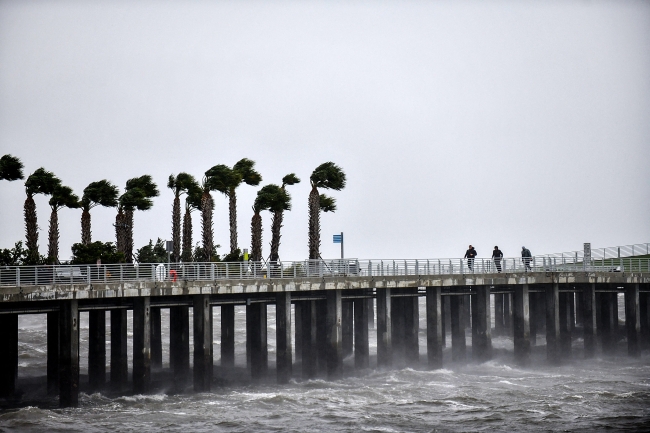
[1,256,648,288]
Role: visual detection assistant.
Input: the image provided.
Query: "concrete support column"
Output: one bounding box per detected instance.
[559,291,572,358]
[88,310,106,391]
[529,293,537,346]
[0,313,18,398]
[301,301,317,380]
[426,287,443,369]
[575,291,584,328]
[110,309,128,392]
[294,304,302,361]
[342,301,353,357]
[583,283,597,358]
[366,292,375,329]
[170,306,190,389]
[503,293,512,334]
[471,286,492,362]
[641,290,650,350]
[450,294,466,362]
[463,294,471,330]
[600,291,616,354]
[247,302,268,382]
[545,283,560,365]
[391,294,405,365]
[404,289,419,366]
[535,291,546,333]
[315,300,328,376]
[569,292,576,332]
[59,300,79,407]
[513,284,531,365]
[133,297,151,394]
[376,288,392,368]
[220,304,235,367]
[494,292,504,333]
[47,311,59,395]
[150,307,163,370]
[326,290,343,379]
[443,295,451,347]
[625,283,640,357]
[276,293,292,384]
[193,295,213,391]
[354,294,369,369]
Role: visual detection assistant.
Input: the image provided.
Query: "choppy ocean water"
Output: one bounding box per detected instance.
[1,296,649,432]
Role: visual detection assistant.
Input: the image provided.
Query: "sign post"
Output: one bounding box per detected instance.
[333,232,343,259]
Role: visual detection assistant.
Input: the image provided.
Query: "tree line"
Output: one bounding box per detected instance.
[0,154,346,265]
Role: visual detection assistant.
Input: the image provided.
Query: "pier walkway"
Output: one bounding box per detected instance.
[0,246,649,407]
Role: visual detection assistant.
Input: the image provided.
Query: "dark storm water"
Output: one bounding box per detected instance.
[2,295,649,432]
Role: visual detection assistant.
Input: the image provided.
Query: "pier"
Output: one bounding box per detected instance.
[1,251,649,407]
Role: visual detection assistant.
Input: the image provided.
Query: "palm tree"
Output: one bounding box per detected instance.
[0,154,24,182]
[308,162,346,260]
[48,185,80,263]
[168,173,196,262]
[80,180,119,245]
[206,159,262,256]
[182,178,202,262]
[115,176,159,263]
[269,174,300,263]
[197,172,221,261]
[24,168,61,264]
[249,185,284,262]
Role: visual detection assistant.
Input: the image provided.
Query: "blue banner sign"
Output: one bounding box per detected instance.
[333,234,342,244]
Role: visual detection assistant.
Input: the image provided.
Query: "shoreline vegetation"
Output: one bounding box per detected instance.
[0,154,346,267]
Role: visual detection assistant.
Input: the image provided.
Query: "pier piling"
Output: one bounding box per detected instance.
[545,283,560,364]
[193,295,213,391]
[583,283,597,358]
[377,288,392,368]
[326,290,343,379]
[110,308,128,392]
[220,305,235,368]
[276,293,292,384]
[354,294,369,369]
[450,294,466,362]
[513,284,530,365]
[59,300,79,408]
[471,286,492,362]
[88,310,106,391]
[426,287,443,369]
[624,283,640,357]
[133,297,151,394]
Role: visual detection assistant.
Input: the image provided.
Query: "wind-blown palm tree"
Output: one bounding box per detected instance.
[182,178,202,262]
[48,185,80,263]
[249,185,285,263]
[0,154,24,182]
[80,180,119,245]
[206,159,262,255]
[115,176,159,263]
[197,171,221,261]
[168,173,197,262]
[269,174,300,263]
[24,168,61,264]
[308,162,346,260]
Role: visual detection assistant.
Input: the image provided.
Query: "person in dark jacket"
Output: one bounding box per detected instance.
[464,245,477,271]
[522,246,532,271]
[492,246,503,272]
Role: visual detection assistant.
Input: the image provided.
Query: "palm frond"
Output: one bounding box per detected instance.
[0,154,24,181]
[310,162,346,190]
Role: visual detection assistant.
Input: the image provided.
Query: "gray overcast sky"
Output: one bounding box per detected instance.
[1,0,649,261]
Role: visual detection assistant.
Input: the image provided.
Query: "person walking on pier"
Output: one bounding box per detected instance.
[464,245,477,271]
[492,246,503,272]
[522,246,532,271]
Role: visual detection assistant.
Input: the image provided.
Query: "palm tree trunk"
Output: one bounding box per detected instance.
[116,208,126,257]
[182,208,193,262]
[269,210,283,263]
[172,196,181,262]
[228,191,237,254]
[201,191,214,261]
[125,209,134,263]
[81,208,91,245]
[48,208,59,263]
[308,187,320,260]
[250,212,262,262]
[24,194,39,264]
